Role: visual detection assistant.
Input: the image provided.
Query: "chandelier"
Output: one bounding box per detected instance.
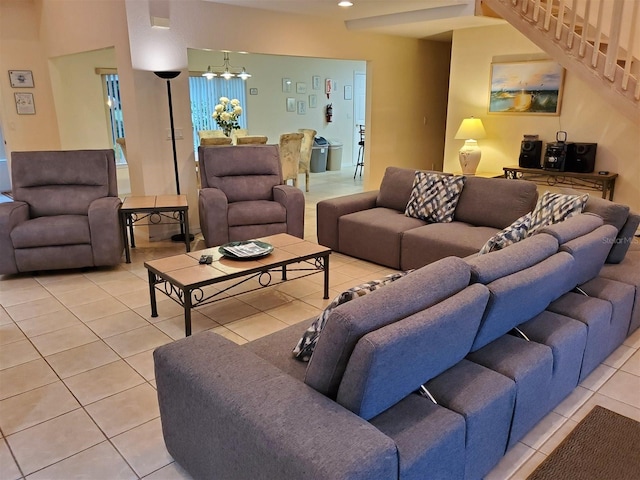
[202,52,251,80]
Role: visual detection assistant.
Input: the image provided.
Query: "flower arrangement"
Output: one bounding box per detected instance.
[212,97,242,137]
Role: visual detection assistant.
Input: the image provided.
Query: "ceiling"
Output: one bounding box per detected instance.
[205,0,506,41]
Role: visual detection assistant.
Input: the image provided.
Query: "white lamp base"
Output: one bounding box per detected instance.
[458,140,482,176]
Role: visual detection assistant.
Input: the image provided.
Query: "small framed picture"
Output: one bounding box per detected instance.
[297,101,306,115]
[9,70,34,88]
[308,94,317,108]
[14,92,35,114]
[249,88,258,95]
[282,78,292,93]
[344,85,353,100]
[286,97,296,112]
[296,82,307,94]
[312,75,321,90]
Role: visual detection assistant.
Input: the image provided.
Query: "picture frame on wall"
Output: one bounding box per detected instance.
[14,92,35,114]
[286,97,296,112]
[488,60,565,115]
[312,75,321,90]
[282,78,292,93]
[309,94,317,108]
[297,101,306,115]
[9,70,34,88]
[344,85,353,100]
[296,82,307,94]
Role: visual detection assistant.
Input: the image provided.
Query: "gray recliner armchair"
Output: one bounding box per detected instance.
[0,149,123,274]
[198,145,305,248]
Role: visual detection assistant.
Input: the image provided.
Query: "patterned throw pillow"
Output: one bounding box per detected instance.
[529,191,589,234]
[405,172,466,223]
[478,213,532,255]
[292,271,412,362]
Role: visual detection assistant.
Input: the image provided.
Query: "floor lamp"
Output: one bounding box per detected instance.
[154,71,194,243]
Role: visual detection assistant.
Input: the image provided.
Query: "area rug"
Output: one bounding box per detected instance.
[527,405,640,480]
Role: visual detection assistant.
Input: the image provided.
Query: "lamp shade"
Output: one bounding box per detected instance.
[455,117,486,140]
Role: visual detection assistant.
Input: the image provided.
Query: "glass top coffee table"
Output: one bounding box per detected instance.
[144,234,331,336]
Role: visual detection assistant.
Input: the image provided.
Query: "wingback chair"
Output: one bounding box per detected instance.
[0,149,123,274]
[198,145,305,248]
[279,133,304,188]
[298,128,316,192]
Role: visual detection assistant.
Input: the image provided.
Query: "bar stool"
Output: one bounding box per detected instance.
[354,124,365,179]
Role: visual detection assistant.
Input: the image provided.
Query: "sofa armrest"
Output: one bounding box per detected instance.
[88,196,123,266]
[198,188,229,247]
[154,332,398,480]
[273,185,305,239]
[317,190,379,250]
[607,212,640,264]
[0,201,30,274]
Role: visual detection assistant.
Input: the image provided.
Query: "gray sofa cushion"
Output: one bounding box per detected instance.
[336,283,489,420]
[454,177,537,229]
[375,166,419,211]
[227,200,286,226]
[304,257,472,398]
[537,213,603,244]
[560,224,618,286]
[10,215,90,248]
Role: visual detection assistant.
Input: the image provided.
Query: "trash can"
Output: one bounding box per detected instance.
[310,137,328,173]
[327,139,343,171]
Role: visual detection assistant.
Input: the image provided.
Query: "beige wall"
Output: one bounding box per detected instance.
[445,25,640,211]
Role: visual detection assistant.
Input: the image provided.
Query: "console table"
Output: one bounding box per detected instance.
[120,195,190,263]
[503,166,617,200]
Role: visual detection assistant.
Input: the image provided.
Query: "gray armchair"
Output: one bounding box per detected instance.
[0,149,123,274]
[198,145,304,248]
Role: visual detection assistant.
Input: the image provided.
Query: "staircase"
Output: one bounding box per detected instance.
[483,0,639,123]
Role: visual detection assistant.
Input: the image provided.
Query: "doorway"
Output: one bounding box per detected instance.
[352,71,366,166]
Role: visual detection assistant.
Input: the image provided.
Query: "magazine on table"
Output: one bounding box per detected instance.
[223,242,271,257]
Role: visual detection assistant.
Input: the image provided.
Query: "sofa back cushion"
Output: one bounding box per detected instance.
[454,177,538,229]
[11,150,117,217]
[304,257,472,399]
[335,284,490,420]
[376,167,424,211]
[198,145,281,203]
[559,225,618,286]
[537,213,603,245]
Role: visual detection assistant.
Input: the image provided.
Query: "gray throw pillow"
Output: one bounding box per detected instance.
[405,172,466,223]
[478,213,532,255]
[529,191,589,234]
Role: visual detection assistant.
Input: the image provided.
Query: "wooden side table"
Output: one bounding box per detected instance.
[120,195,190,263]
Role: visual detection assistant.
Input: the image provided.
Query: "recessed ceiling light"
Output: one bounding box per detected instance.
[338,1,354,7]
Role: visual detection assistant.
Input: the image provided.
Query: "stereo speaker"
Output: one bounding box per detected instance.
[519,140,543,169]
[566,143,597,173]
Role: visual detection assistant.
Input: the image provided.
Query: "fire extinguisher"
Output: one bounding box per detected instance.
[325,104,333,123]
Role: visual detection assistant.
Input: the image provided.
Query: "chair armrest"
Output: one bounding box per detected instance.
[88,196,123,266]
[154,332,398,480]
[0,201,30,274]
[317,191,379,250]
[199,188,229,247]
[273,185,305,239]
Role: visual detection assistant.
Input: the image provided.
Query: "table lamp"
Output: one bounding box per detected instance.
[455,117,487,175]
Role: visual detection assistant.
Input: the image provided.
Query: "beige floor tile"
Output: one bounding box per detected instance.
[124,349,157,381]
[6,409,105,475]
[0,339,41,370]
[210,326,248,345]
[5,296,66,322]
[83,269,135,285]
[104,325,172,358]
[484,442,535,480]
[15,309,81,338]
[85,383,160,438]
[0,323,26,345]
[0,286,52,308]
[134,298,184,324]
[300,289,342,310]
[307,269,355,288]
[40,276,95,295]
[623,326,640,348]
[598,370,640,407]
[64,360,145,406]
[621,349,640,376]
[25,441,137,480]
[0,359,58,400]
[333,261,388,279]
[266,300,321,325]
[603,343,636,369]
[572,393,640,423]
[578,363,617,391]
[0,438,21,480]
[33,271,85,286]
[225,312,289,342]
[154,312,218,340]
[111,418,173,477]
[519,411,568,450]
[116,289,151,309]
[85,310,150,338]
[272,277,323,299]
[538,418,578,455]
[69,297,130,322]
[0,307,11,325]
[45,340,120,379]
[97,276,149,297]
[196,297,260,325]
[238,289,294,311]
[0,381,79,435]
[0,276,40,292]
[552,385,594,418]
[30,323,99,357]
[143,462,194,480]
[54,285,111,307]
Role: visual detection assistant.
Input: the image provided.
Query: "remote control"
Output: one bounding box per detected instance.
[199,255,213,264]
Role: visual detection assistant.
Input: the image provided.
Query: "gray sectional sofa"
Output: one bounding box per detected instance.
[154,205,640,479]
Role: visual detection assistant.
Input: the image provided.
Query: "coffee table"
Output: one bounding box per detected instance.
[144,234,331,336]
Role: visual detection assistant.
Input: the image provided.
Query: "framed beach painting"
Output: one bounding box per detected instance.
[488,60,565,115]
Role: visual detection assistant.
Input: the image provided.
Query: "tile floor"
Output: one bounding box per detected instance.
[1,166,639,479]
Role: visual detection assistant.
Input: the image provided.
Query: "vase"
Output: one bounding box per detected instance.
[223,128,232,138]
